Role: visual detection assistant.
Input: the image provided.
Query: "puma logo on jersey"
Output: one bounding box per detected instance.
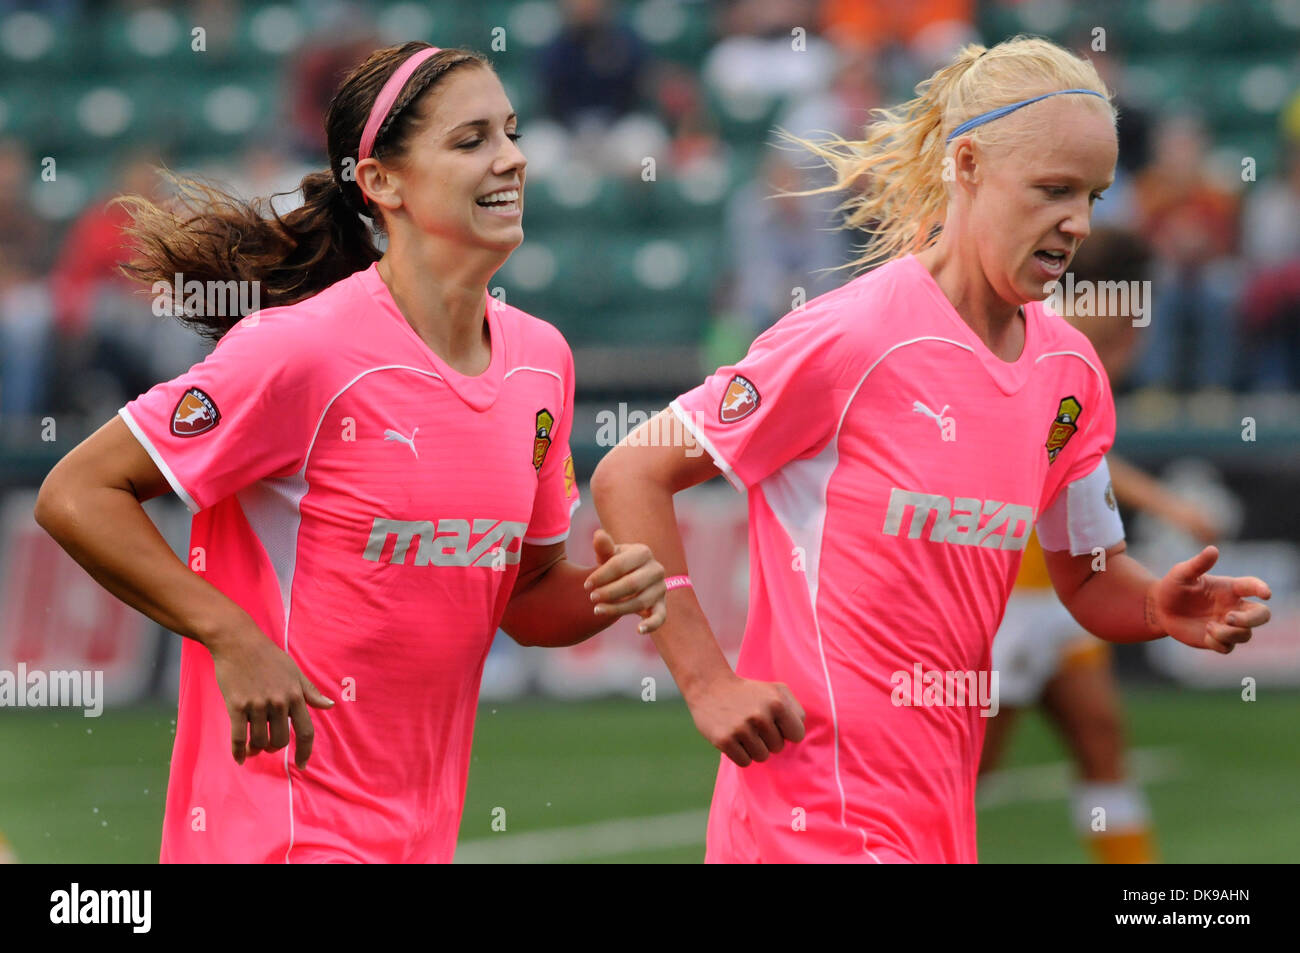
[363,517,526,567]
[882,489,1034,550]
[384,426,419,458]
[912,400,956,442]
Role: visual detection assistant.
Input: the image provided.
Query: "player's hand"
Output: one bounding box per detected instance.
[584,528,666,634]
[1148,546,1271,654]
[684,673,805,767]
[206,621,334,768]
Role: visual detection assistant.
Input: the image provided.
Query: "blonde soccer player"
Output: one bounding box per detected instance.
[590,36,1271,863]
[35,43,665,863]
[981,227,1221,864]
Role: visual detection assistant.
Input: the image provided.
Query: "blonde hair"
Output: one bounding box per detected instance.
[791,35,1114,271]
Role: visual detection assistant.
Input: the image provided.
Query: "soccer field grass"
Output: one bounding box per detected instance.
[0,688,1296,863]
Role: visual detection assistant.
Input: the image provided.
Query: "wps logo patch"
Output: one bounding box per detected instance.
[171,387,220,437]
[1045,396,1082,463]
[533,409,554,471]
[720,375,760,423]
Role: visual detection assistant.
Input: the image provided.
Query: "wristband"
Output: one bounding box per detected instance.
[664,575,692,592]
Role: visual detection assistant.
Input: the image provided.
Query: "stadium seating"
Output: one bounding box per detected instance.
[0,0,1291,348]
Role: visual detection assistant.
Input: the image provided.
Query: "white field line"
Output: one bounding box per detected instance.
[976,746,1184,809]
[454,747,1184,863]
[455,809,709,864]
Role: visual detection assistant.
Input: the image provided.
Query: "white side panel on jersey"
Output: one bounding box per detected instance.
[232,472,309,865]
[234,474,309,637]
[1036,457,1125,556]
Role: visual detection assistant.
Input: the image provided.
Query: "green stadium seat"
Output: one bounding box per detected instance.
[1201,58,1293,129]
[636,161,733,229]
[630,0,714,65]
[523,173,632,230]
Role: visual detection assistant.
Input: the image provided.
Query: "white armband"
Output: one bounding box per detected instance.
[1036,457,1125,556]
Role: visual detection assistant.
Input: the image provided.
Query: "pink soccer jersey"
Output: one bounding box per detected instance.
[119,263,580,863]
[671,254,1116,863]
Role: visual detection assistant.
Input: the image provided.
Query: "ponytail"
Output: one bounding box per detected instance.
[116,167,380,341]
[786,36,1112,272]
[117,43,492,341]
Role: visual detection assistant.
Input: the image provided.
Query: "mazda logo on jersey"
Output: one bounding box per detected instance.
[882,489,1035,550]
[171,387,220,437]
[363,517,527,567]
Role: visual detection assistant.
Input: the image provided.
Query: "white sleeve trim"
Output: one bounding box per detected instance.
[1036,457,1125,556]
[668,399,745,493]
[118,406,201,514]
[523,528,571,546]
[523,497,579,546]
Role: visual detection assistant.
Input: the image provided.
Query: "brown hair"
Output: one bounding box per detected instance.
[117,42,490,340]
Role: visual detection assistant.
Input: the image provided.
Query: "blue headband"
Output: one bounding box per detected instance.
[946,89,1108,143]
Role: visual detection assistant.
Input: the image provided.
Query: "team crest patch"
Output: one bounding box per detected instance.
[563,454,576,497]
[1045,396,1082,462]
[171,387,220,437]
[1104,481,1116,511]
[719,374,760,423]
[533,409,555,471]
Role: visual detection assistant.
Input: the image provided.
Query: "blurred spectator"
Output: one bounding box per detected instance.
[723,151,849,336]
[1283,87,1300,145]
[1239,143,1300,389]
[704,0,836,102]
[818,0,972,53]
[285,19,379,161]
[776,48,882,258]
[0,0,81,16]
[1242,142,1300,267]
[779,47,882,146]
[48,152,207,417]
[0,140,54,418]
[527,0,664,179]
[539,0,649,129]
[1081,42,1151,229]
[1130,115,1242,392]
[655,64,724,171]
[1089,46,1152,177]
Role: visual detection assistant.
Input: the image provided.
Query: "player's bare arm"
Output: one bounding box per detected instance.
[500,530,666,647]
[1044,542,1271,654]
[591,410,806,767]
[33,416,333,769]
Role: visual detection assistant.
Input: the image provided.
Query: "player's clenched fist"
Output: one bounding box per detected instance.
[206,621,335,769]
[685,674,806,766]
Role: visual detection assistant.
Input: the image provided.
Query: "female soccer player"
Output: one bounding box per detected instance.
[34,43,666,863]
[981,228,1219,864]
[591,36,1272,863]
